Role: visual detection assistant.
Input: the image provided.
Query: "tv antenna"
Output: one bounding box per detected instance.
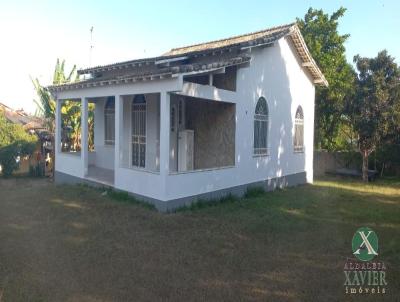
[89,26,94,67]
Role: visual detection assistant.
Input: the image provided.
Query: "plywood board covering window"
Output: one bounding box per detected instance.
[184,96,235,170]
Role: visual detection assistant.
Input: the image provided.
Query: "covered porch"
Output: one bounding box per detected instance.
[54,81,237,190]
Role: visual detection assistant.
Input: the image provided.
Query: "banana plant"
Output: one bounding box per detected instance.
[32,59,95,175]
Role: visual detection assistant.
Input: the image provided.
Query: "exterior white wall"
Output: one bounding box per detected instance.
[114,92,169,199]
[55,153,83,178]
[121,97,131,167]
[164,37,315,200]
[55,98,85,178]
[55,38,316,202]
[145,94,160,171]
[93,98,115,170]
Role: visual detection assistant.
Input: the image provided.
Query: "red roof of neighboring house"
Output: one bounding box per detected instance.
[0,102,45,130]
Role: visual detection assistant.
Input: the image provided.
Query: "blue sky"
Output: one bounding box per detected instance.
[0,0,399,112]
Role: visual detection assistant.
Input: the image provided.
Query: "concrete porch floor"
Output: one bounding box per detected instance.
[86,165,114,186]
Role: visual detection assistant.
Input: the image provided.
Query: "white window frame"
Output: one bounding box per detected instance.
[253,97,269,156]
[104,97,115,145]
[294,106,304,153]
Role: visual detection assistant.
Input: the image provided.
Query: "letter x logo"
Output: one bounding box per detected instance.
[353,231,378,256]
[352,227,379,261]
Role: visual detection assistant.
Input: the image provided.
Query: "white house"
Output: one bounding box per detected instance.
[49,23,327,212]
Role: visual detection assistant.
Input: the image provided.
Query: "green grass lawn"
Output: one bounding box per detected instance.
[0,176,399,301]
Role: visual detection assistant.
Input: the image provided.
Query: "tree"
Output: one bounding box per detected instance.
[348,51,400,181]
[297,7,355,150]
[32,59,95,173]
[0,114,37,177]
[33,58,78,131]
[32,59,78,177]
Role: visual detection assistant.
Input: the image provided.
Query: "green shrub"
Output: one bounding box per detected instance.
[0,113,38,177]
[0,140,37,177]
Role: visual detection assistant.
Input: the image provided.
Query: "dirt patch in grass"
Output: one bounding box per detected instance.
[0,176,399,301]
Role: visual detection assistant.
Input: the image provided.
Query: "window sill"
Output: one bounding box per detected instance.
[169,165,235,175]
[253,153,269,158]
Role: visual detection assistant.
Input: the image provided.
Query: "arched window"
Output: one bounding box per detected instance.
[132,94,146,168]
[294,106,304,152]
[104,96,115,145]
[253,97,269,155]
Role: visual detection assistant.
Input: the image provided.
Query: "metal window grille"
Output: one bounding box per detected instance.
[132,95,146,168]
[253,97,269,155]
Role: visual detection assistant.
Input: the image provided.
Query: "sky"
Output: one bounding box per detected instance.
[0,0,399,113]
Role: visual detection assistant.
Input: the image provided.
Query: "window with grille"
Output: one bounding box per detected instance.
[104,97,115,145]
[294,106,304,152]
[132,94,146,168]
[253,97,269,156]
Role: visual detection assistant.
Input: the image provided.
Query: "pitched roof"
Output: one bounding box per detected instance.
[164,23,294,56]
[49,23,327,92]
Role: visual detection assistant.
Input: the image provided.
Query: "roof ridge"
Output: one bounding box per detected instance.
[167,22,296,53]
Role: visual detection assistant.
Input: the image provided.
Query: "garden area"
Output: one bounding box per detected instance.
[0,176,398,301]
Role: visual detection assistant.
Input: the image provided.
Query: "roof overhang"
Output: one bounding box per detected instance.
[287,25,328,87]
[48,72,176,93]
[48,55,251,93]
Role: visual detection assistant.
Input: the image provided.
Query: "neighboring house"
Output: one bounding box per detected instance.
[0,102,48,138]
[0,102,42,130]
[48,23,327,211]
[0,102,51,174]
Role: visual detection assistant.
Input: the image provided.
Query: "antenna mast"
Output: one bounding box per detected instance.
[89,26,94,67]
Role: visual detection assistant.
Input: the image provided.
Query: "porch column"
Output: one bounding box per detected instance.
[55,99,62,154]
[81,98,89,177]
[159,92,170,179]
[114,95,123,171]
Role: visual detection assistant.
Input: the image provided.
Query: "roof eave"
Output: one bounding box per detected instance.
[287,24,328,87]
